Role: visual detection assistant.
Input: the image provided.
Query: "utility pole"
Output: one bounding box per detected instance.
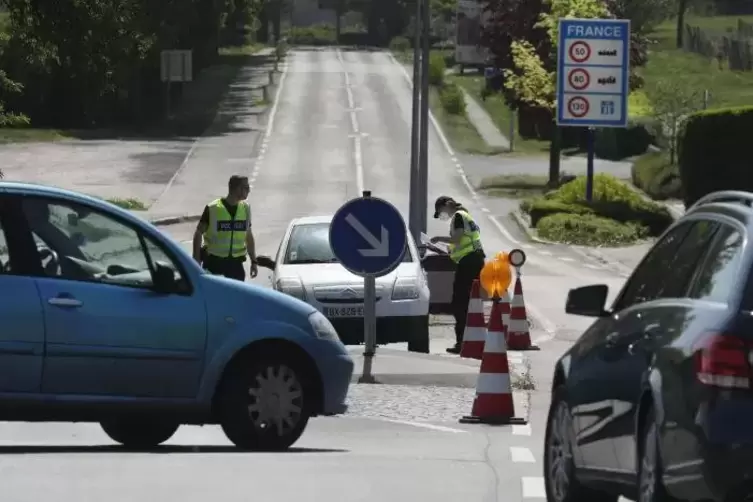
[418,0,430,233]
[408,0,422,244]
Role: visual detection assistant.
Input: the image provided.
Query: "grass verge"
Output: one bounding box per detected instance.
[0,128,72,144]
[428,86,503,155]
[478,174,550,198]
[106,197,149,211]
[447,74,550,156]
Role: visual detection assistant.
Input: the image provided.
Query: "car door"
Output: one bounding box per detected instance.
[569,221,696,472]
[18,196,208,399]
[599,219,720,474]
[0,197,46,393]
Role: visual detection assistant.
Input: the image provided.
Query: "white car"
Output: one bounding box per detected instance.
[262,215,431,353]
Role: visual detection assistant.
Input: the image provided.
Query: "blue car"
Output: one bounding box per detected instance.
[0,182,353,450]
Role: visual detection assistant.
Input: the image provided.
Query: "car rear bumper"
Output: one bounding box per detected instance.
[330,315,428,345]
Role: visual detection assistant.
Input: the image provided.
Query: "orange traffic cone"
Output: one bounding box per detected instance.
[460,298,526,425]
[460,280,486,360]
[508,274,539,351]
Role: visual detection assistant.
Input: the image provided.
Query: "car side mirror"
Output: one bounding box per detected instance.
[566,284,610,317]
[256,255,276,270]
[152,262,177,294]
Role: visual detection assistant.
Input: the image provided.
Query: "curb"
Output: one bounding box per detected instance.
[149,214,202,227]
[509,209,552,245]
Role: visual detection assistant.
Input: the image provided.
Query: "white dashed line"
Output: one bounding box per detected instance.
[510,447,536,463]
[539,250,553,256]
[560,257,576,262]
[371,418,469,434]
[522,477,546,498]
[512,424,532,436]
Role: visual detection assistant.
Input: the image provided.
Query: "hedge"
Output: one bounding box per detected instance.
[679,105,753,207]
[288,25,337,46]
[520,173,674,245]
[631,151,683,201]
[537,213,648,246]
[593,118,654,160]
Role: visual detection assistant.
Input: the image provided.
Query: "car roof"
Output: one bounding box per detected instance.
[0,182,151,227]
[290,215,333,226]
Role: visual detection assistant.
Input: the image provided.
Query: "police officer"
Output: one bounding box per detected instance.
[192,175,258,280]
[431,196,485,355]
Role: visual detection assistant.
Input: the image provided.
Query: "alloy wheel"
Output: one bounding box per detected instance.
[639,423,657,502]
[547,401,574,502]
[247,364,304,436]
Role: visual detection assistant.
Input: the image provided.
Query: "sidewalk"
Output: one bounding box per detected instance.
[147,48,277,223]
[460,87,510,151]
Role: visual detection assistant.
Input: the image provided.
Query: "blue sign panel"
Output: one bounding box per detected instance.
[329,196,407,277]
[556,18,630,128]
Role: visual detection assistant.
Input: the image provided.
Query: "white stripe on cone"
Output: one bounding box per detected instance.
[463,326,486,341]
[468,298,483,313]
[476,373,512,394]
[508,319,528,331]
[484,328,507,353]
[501,291,511,327]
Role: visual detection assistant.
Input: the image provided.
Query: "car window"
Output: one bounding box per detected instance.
[613,222,694,310]
[653,220,720,299]
[689,225,745,303]
[21,198,187,290]
[284,223,412,264]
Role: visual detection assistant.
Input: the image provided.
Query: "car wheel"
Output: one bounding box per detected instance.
[407,316,430,353]
[218,355,310,451]
[638,407,676,502]
[544,386,617,502]
[100,418,179,449]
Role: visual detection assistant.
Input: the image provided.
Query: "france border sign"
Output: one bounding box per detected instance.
[329,194,407,277]
[556,18,630,127]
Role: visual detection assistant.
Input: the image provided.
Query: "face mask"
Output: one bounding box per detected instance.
[439,212,450,221]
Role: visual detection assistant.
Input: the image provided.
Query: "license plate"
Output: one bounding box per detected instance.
[324,306,364,318]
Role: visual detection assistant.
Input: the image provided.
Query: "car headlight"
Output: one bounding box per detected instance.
[276,277,306,300]
[392,276,420,300]
[308,311,340,342]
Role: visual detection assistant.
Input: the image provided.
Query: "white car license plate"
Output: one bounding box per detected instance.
[324,306,364,318]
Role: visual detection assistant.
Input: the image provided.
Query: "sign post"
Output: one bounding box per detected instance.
[556,18,630,201]
[160,50,193,117]
[329,192,407,384]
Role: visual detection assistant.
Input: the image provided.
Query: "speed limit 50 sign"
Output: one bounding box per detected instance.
[556,18,630,127]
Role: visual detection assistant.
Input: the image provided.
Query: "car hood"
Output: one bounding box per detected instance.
[277,263,416,287]
[200,273,316,322]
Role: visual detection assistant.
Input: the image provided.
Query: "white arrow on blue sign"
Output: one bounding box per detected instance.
[329,196,407,277]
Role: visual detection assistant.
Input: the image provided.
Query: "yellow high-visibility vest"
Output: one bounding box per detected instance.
[448,210,482,263]
[203,199,249,258]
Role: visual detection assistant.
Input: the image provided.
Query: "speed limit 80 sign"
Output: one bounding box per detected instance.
[556,18,630,128]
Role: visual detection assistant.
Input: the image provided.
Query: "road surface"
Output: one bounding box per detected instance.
[1,47,637,502]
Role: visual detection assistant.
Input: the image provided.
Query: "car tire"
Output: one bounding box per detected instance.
[218,354,310,451]
[544,386,617,502]
[407,316,430,353]
[100,418,179,449]
[638,406,677,502]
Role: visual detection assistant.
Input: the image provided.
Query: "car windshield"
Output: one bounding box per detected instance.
[284,222,413,265]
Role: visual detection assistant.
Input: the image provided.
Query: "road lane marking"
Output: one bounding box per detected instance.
[375,418,469,434]
[511,447,536,463]
[512,424,532,436]
[338,48,365,194]
[522,477,546,498]
[560,257,575,262]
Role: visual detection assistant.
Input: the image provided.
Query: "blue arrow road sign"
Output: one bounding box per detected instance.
[329,196,407,277]
[556,18,630,128]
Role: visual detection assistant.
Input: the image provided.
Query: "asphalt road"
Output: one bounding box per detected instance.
[0,48,636,502]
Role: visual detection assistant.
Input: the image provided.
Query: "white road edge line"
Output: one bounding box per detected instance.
[510,446,536,463]
[338,48,365,194]
[376,418,470,433]
[522,477,546,498]
[387,52,559,336]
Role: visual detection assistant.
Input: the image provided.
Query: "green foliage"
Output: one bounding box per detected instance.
[503,40,555,109]
[105,197,148,210]
[679,105,753,207]
[428,52,446,87]
[288,24,337,45]
[632,151,683,201]
[521,174,674,245]
[594,119,653,160]
[439,82,466,115]
[389,36,410,52]
[537,213,648,246]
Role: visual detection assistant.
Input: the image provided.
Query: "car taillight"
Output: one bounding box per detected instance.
[694,333,752,389]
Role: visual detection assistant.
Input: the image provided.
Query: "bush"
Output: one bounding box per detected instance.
[537,213,648,246]
[679,105,753,207]
[632,152,683,201]
[389,36,410,52]
[275,39,289,59]
[520,174,674,244]
[288,25,337,46]
[428,52,446,86]
[593,119,653,160]
[439,82,466,115]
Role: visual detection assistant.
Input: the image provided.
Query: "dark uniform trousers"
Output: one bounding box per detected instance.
[452,249,486,345]
[203,253,246,281]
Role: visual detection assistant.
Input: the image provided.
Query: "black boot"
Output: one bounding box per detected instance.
[446,343,461,354]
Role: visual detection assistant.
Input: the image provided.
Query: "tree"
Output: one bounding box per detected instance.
[645,77,702,164]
